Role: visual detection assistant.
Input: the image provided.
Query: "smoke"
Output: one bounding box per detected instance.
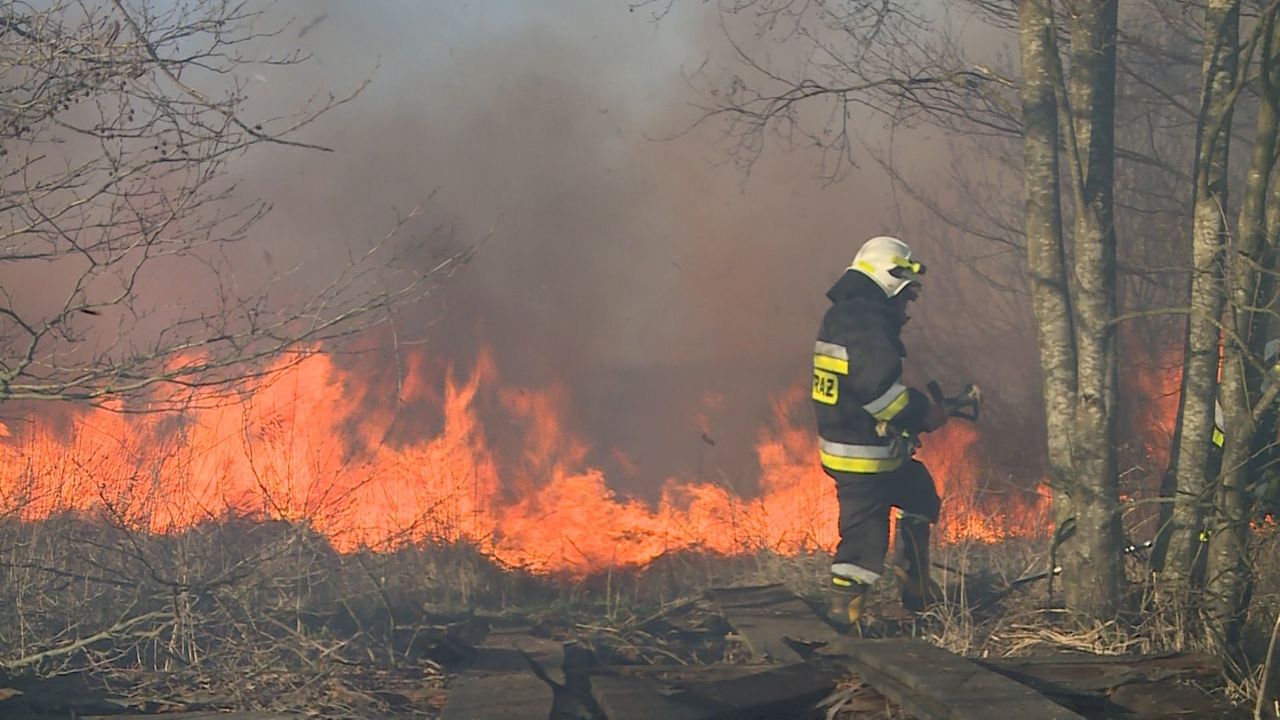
[219,0,934,494]
[6,0,1045,497]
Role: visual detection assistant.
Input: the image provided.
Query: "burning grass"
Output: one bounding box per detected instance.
[0,348,1266,715]
[0,351,1053,578]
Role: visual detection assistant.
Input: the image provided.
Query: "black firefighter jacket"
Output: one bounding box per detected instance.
[812,271,932,474]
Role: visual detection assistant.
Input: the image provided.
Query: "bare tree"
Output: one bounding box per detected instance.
[0,1,459,413]
[664,0,1131,618]
[1011,0,1125,618]
[1208,2,1280,652]
[1157,0,1241,592]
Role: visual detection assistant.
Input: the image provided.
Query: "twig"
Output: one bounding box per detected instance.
[1258,610,1280,720]
[1,610,174,671]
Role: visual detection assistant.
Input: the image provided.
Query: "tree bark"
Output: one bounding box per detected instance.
[1060,0,1123,618]
[1207,9,1280,650]
[1157,0,1240,588]
[1019,0,1078,547]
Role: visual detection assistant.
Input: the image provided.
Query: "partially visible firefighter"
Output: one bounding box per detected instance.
[1209,339,1280,525]
[811,236,950,628]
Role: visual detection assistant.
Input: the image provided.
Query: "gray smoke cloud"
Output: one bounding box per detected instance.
[218,0,1044,496]
[3,0,1034,495]
[216,0,912,492]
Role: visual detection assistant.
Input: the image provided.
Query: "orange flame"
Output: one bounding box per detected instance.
[0,350,1051,575]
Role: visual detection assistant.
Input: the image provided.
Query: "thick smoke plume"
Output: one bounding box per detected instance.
[218,0,1045,495]
[10,0,1045,497]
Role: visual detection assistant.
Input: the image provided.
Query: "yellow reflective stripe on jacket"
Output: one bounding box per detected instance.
[819,438,903,473]
[1212,426,1224,447]
[814,340,849,374]
[863,382,909,421]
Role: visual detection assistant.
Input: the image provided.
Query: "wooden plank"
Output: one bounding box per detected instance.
[0,672,127,717]
[836,638,1086,720]
[705,585,1086,719]
[591,663,842,720]
[980,652,1221,692]
[589,675,715,720]
[976,652,1234,717]
[441,672,554,720]
[705,585,843,663]
[834,659,951,720]
[468,647,534,673]
[481,629,566,686]
[1107,681,1251,719]
[83,714,301,720]
[684,662,839,719]
[595,663,778,683]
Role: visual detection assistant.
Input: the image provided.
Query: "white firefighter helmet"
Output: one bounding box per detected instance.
[849,235,925,298]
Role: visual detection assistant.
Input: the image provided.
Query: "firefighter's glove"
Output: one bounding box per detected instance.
[927,381,981,421]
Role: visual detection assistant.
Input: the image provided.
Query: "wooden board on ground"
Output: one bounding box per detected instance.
[980,651,1220,691]
[597,663,780,683]
[707,585,1084,719]
[441,672,555,720]
[705,584,843,663]
[590,662,839,720]
[981,653,1248,719]
[83,707,300,712]
[836,638,1086,720]
[590,675,716,720]
[682,662,840,718]
[480,628,566,686]
[0,672,128,717]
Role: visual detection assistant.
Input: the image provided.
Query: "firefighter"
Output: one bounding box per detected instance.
[1209,339,1280,522]
[812,235,949,628]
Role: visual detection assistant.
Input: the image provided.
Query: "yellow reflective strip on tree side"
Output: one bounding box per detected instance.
[871,388,911,421]
[814,354,849,374]
[1213,427,1224,447]
[820,450,902,473]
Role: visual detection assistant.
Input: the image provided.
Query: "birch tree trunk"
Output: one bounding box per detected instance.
[1018,0,1089,605]
[1157,0,1240,588]
[1207,10,1280,649]
[1060,0,1123,617]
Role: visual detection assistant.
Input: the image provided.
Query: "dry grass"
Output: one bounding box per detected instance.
[0,512,540,717]
[2,512,1278,716]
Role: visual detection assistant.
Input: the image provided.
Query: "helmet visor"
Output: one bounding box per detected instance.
[888,256,926,281]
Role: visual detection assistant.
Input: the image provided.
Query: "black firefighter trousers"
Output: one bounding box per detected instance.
[828,459,941,587]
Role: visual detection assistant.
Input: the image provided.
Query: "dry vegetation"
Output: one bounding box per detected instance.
[1,512,1277,718]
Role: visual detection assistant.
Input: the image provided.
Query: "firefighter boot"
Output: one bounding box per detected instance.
[825,577,870,630]
[896,518,944,612]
